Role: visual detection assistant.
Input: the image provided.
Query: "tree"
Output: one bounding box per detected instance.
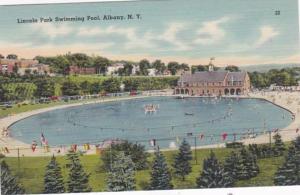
[274,146,300,185]
[12,64,19,74]
[273,132,285,156]
[90,82,101,94]
[167,62,179,75]
[172,139,192,181]
[224,151,243,182]
[138,59,150,75]
[24,69,32,75]
[191,65,208,73]
[1,161,25,195]
[239,148,259,179]
[118,62,133,76]
[123,78,139,91]
[51,55,70,75]
[107,152,136,191]
[66,151,92,193]
[152,60,166,75]
[225,65,240,72]
[101,141,149,171]
[44,156,65,193]
[178,63,190,71]
[149,149,173,190]
[102,78,121,93]
[94,56,111,75]
[274,136,300,185]
[0,84,8,102]
[6,54,18,60]
[80,81,91,95]
[196,151,234,188]
[67,53,92,67]
[293,135,300,150]
[35,79,55,97]
[61,81,80,96]
[15,85,28,101]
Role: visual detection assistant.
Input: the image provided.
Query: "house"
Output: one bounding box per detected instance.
[175,64,251,96]
[107,63,124,75]
[18,64,51,75]
[131,65,139,75]
[147,68,156,76]
[0,64,14,74]
[0,58,39,74]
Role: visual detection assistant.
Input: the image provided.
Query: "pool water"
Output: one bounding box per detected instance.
[10,97,293,149]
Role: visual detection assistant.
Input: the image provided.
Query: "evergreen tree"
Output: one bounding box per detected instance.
[101,141,149,171]
[292,136,300,151]
[224,151,243,182]
[44,156,65,193]
[239,148,259,179]
[66,151,92,193]
[1,161,25,195]
[273,133,285,156]
[196,151,234,188]
[107,152,136,191]
[274,146,300,185]
[149,149,173,190]
[173,139,192,181]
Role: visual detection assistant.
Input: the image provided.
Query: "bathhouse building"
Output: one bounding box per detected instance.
[175,65,250,96]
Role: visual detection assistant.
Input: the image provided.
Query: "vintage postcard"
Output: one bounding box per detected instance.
[0,0,299,194]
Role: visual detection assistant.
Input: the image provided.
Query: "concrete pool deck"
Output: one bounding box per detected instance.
[1,91,300,157]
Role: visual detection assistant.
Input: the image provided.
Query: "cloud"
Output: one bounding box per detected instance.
[77,25,156,50]
[255,26,279,47]
[31,23,73,38]
[157,23,192,51]
[194,16,230,45]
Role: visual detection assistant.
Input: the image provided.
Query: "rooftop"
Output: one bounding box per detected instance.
[179,71,247,83]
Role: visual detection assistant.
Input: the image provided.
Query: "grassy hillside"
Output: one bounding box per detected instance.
[2,147,284,193]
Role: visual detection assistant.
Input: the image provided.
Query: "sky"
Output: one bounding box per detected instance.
[0,0,299,66]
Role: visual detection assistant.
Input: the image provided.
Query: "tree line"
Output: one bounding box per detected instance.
[34,53,190,76]
[0,76,179,102]
[249,67,300,88]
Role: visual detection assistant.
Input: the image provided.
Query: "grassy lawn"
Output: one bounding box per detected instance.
[1,147,283,194]
[0,102,67,118]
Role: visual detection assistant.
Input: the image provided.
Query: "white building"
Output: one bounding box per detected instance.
[147,68,157,76]
[131,65,139,75]
[107,63,124,76]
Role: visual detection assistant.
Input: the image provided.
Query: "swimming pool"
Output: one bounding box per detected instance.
[10,96,293,149]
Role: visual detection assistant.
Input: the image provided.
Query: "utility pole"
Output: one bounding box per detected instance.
[268,131,272,147]
[194,136,197,165]
[17,148,20,174]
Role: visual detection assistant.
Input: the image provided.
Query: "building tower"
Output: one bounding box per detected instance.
[208,57,215,72]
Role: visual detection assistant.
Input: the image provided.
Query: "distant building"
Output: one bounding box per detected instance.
[163,69,172,76]
[0,59,38,68]
[131,65,139,75]
[107,63,124,75]
[69,65,96,75]
[0,58,39,74]
[175,69,187,76]
[18,64,51,75]
[147,68,157,76]
[175,64,251,96]
[269,82,300,91]
[0,64,14,74]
